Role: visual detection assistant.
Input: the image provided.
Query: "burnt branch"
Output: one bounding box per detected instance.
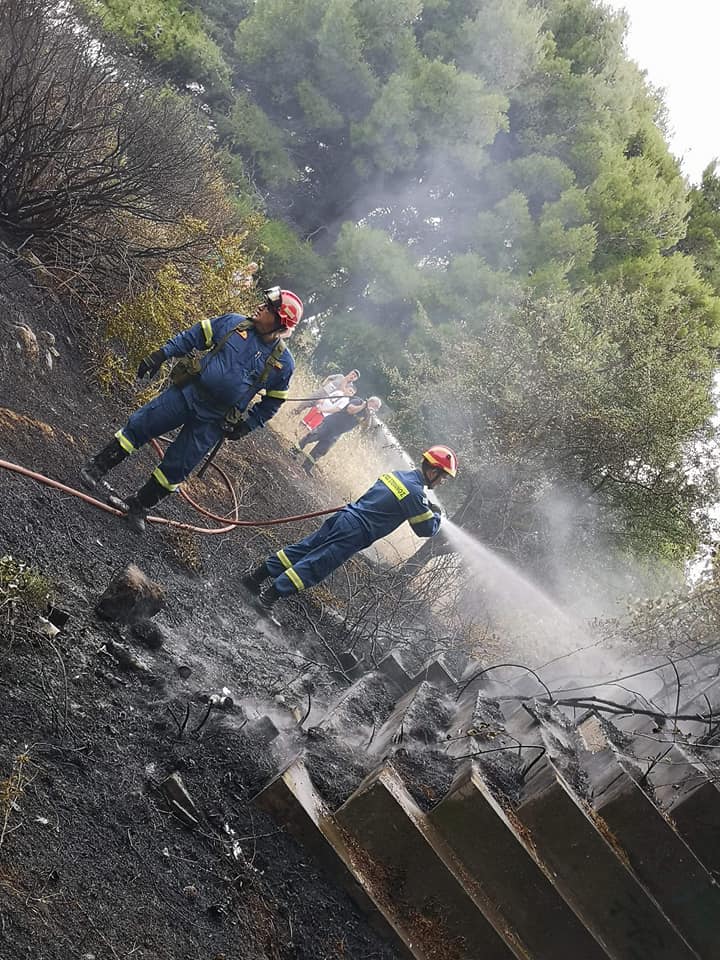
[0,0,230,300]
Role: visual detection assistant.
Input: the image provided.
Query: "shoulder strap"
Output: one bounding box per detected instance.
[202,318,286,386]
[200,318,253,367]
[258,338,287,385]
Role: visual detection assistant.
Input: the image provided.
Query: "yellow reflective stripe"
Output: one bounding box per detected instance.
[114,429,136,454]
[152,467,180,492]
[277,549,291,569]
[285,566,305,591]
[265,389,288,399]
[409,509,434,525]
[379,472,409,501]
[201,317,213,348]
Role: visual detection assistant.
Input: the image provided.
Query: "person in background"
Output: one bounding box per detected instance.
[293,369,360,415]
[79,286,303,534]
[299,381,356,432]
[292,396,382,474]
[242,445,458,612]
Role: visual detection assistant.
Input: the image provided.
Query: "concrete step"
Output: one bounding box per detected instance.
[377,651,416,693]
[335,764,518,960]
[368,681,455,759]
[253,756,416,960]
[308,670,402,738]
[580,738,720,959]
[430,761,610,960]
[410,658,458,691]
[516,755,698,960]
[660,771,720,879]
[604,721,720,877]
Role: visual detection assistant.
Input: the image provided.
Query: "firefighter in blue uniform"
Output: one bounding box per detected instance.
[242,445,458,611]
[79,286,303,533]
[293,395,382,474]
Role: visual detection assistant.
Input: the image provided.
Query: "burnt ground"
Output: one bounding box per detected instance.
[0,255,403,960]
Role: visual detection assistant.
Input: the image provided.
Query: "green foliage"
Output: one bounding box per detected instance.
[79,0,230,90]
[680,161,720,295]
[0,556,52,637]
[217,93,296,187]
[257,220,330,293]
[588,150,688,266]
[100,233,262,388]
[389,285,719,569]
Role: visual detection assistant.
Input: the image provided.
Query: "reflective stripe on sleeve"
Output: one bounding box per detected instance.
[152,467,180,492]
[114,429,136,454]
[379,473,410,501]
[409,510,434,525]
[201,317,213,348]
[265,389,288,399]
[277,549,291,569]
[285,566,305,591]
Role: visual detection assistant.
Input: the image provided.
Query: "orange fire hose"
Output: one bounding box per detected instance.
[0,446,344,534]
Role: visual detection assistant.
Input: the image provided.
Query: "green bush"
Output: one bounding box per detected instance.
[0,556,52,638]
[99,231,264,389]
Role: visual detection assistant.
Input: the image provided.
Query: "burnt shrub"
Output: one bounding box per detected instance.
[0,0,231,302]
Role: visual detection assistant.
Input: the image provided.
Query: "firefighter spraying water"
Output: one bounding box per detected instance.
[241,446,459,614]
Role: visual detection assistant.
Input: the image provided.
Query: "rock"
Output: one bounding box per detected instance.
[13,323,39,365]
[38,330,59,373]
[95,564,165,625]
[36,616,60,639]
[105,639,151,675]
[131,620,165,650]
[177,665,192,680]
[159,772,201,828]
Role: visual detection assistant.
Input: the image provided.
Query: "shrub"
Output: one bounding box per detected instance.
[0,0,232,302]
[0,556,53,640]
[99,231,263,388]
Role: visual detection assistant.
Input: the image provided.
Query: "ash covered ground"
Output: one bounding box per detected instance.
[0,255,404,960]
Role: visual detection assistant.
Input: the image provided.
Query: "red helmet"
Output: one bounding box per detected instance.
[264,286,303,329]
[422,445,458,478]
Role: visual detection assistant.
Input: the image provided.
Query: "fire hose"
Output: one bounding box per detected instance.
[0,440,345,535]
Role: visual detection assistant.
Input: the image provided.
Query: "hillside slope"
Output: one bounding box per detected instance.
[0,253,401,960]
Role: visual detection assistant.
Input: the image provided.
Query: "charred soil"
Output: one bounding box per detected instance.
[0,256,401,960]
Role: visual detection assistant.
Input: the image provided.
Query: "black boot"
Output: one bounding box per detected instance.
[240,562,271,595]
[257,583,281,611]
[124,476,171,535]
[79,438,129,491]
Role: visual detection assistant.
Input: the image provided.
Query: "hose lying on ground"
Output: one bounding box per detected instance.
[0,452,344,535]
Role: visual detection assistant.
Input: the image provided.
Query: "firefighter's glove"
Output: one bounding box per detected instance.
[223,419,252,441]
[428,500,443,515]
[137,350,165,380]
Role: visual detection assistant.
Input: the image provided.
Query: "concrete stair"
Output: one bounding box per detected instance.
[252,652,719,959]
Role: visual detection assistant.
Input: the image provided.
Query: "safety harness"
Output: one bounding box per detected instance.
[170,318,286,422]
[171,319,285,386]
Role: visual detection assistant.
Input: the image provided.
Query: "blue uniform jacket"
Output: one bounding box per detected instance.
[160,313,294,430]
[266,468,441,595]
[345,468,441,545]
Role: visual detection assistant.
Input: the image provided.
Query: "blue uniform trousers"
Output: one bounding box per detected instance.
[120,386,224,488]
[266,511,371,596]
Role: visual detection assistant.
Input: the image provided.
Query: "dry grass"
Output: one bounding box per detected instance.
[0,750,36,848]
[0,407,75,446]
